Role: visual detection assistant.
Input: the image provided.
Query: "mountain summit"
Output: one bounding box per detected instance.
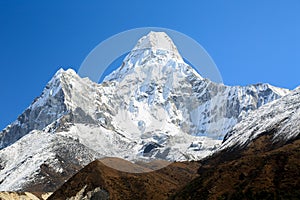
[105,31,188,82]
[132,31,182,59]
[134,32,180,51]
[0,32,290,191]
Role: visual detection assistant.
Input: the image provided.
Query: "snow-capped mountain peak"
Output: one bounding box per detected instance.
[132,31,182,59]
[104,31,188,82]
[0,32,291,191]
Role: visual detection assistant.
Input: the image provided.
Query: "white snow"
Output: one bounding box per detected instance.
[221,87,300,150]
[132,31,183,61]
[0,131,56,191]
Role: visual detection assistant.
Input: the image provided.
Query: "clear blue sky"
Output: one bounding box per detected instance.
[1,0,300,130]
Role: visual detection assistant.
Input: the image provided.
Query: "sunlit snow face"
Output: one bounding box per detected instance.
[78,27,223,84]
[75,28,227,173]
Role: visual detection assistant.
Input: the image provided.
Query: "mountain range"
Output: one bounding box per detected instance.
[0,32,298,199]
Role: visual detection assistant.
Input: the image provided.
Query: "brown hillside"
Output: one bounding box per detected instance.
[48,158,200,200]
[172,133,300,200]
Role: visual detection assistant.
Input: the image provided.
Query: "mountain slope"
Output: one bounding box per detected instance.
[173,136,300,200]
[173,87,300,200]
[0,31,290,192]
[222,86,300,149]
[51,87,300,200]
[0,130,102,192]
[48,137,300,200]
[49,89,300,199]
[48,159,200,200]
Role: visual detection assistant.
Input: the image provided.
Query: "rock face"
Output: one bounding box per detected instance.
[65,186,109,200]
[0,32,289,192]
[0,71,67,149]
[0,192,51,200]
